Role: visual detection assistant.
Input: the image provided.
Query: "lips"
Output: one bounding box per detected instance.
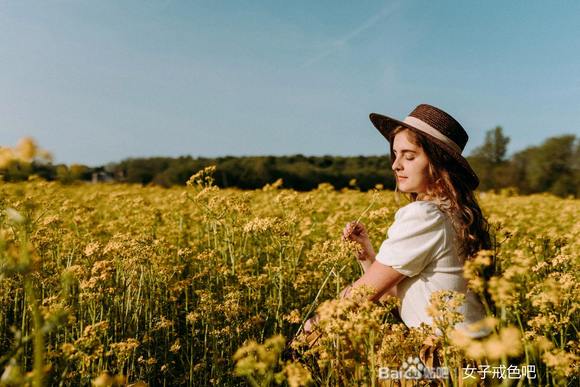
[397,176,407,179]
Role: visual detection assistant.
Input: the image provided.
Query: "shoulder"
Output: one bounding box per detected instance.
[378,200,448,275]
[387,201,446,239]
[395,201,445,223]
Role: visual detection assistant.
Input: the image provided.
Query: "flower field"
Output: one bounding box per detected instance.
[0,171,578,386]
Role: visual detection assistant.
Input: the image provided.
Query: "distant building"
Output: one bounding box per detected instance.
[91,171,115,183]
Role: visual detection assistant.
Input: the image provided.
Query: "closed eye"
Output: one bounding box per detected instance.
[393,149,417,157]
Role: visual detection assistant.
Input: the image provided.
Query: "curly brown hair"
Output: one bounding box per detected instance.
[389,126,493,262]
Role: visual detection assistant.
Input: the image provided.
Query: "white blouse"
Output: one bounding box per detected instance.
[375,200,491,339]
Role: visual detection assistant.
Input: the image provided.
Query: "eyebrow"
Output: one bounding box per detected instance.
[393,149,417,154]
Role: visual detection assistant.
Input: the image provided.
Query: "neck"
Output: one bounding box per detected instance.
[417,193,451,207]
[416,192,432,201]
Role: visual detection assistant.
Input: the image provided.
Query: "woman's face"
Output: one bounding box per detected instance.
[391,130,430,194]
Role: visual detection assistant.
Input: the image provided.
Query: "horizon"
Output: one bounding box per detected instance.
[3,129,576,169]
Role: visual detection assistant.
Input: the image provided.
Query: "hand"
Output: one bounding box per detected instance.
[342,221,375,261]
[342,221,369,243]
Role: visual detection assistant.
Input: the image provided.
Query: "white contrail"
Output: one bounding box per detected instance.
[299,2,399,69]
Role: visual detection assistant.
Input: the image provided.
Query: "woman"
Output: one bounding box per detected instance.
[304,104,493,339]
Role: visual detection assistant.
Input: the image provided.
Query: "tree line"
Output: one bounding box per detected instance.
[1,129,578,197]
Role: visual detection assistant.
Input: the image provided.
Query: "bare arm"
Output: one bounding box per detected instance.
[304,260,405,333]
[358,250,399,299]
[342,221,401,299]
[301,221,406,334]
[341,260,406,302]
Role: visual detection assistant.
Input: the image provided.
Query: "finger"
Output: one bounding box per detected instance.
[343,224,352,234]
[352,226,363,236]
[344,224,354,236]
[351,236,363,244]
[346,230,358,240]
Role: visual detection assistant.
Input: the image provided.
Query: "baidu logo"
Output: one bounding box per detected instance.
[401,357,425,379]
[378,356,449,380]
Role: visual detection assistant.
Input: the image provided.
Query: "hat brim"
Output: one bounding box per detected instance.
[369,112,480,190]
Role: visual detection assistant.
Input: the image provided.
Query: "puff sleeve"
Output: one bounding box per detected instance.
[374,202,445,277]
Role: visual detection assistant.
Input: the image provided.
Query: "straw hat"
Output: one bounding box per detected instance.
[369,104,480,190]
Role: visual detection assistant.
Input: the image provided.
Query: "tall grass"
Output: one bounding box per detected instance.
[0,177,578,386]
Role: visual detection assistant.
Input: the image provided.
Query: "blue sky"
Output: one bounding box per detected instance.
[1,0,579,166]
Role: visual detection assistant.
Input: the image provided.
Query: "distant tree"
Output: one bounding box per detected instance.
[1,137,53,181]
[119,158,172,184]
[471,126,510,164]
[573,141,580,197]
[522,135,577,196]
[509,147,535,193]
[2,160,33,181]
[468,126,511,191]
[55,133,575,196]
[56,165,72,184]
[69,164,90,181]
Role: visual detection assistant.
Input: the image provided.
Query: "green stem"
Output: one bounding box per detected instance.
[296,263,340,337]
[24,277,44,387]
[514,310,530,369]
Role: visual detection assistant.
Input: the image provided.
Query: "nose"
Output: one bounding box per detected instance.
[392,155,402,172]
